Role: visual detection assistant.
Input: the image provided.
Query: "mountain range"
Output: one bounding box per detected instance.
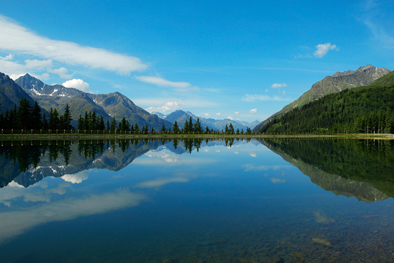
[13,74,173,130]
[162,110,259,131]
[1,72,259,131]
[253,65,391,132]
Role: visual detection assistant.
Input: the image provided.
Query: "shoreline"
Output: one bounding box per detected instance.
[0,133,393,141]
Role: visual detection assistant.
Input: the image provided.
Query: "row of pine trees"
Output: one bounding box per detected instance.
[1,99,252,134]
[0,98,72,130]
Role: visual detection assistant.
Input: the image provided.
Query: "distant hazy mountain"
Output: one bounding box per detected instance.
[152,112,166,119]
[253,65,391,132]
[164,110,258,131]
[15,74,172,130]
[0,72,37,113]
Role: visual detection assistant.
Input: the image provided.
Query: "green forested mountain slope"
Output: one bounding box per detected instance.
[258,71,394,134]
[253,65,391,132]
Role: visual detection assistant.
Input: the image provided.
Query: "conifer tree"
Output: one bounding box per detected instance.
[173,121,179,133]
[31,101,42,130]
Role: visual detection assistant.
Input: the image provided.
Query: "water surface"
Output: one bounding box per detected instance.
[0,138,393,262]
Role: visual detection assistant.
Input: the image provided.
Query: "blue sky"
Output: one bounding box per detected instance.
[0,0,393,122]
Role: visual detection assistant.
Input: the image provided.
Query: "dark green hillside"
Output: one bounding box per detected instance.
[259,71,394,134]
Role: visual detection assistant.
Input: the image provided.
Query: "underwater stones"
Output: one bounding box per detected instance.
[266,255,283,263]
[161,259,179,263]
[293,251,306,259]
[312,238,331,246]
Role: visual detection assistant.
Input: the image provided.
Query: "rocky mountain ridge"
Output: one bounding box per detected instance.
[14,74,172,130]
[253,65,391,132]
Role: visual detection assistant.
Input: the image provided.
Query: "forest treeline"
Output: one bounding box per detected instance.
[260,85,394,134]
[0,99,251,134]
[0,98,72,130]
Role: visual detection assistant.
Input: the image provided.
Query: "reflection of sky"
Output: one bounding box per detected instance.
[0,139,314,245]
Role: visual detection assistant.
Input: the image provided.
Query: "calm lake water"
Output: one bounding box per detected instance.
[0,138,394,262]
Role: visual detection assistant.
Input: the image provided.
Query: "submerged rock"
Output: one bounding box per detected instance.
[312,238,331,246]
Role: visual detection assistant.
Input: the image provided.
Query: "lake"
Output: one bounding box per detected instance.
[0,138,394,262]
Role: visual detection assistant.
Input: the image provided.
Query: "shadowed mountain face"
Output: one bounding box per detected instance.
[260,139,394,202]
[14,74,172,130]
[253,65,391,132]
[0,73,37,113]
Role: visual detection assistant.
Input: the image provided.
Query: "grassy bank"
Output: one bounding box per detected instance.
[0,133,393,141]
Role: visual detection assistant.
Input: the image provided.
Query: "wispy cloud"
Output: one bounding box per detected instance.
[313,43,339,58]
[0,15,148,74]
[0,57,53,79]
[363,18,394,49]
[145,101,181,113]
[135,76,191,88]
[242,94,292,102]
[250,108,257,114]
[271,83,287,88]
[135,98,218,112]
[50,67,73,79]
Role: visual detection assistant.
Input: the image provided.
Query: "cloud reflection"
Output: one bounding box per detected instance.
[62,170,91,184]
[0,188,145,244]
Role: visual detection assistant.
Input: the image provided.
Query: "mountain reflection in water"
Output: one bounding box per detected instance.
[261,138,394,201]
[0,138,394,262]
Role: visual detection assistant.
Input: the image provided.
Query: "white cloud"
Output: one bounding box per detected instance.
[146,101,180,113]
[282,90,286,95]
[216,112,221,116]
[0,54,13,60]
[24,59,53,69]
[0,15,147,74]
[250,152,257,157]
[242,94,292,102]
[204,113,210,117]
[234,111,239,115]
[313,43,339,58]
[135,76,191,88]
[50,67,73,79]
[62,79,92,93]
[265,89,269,92]
[271,83,287,88]
[0,57,53,79]
[226,116,234,120]
[250,108,257,114]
